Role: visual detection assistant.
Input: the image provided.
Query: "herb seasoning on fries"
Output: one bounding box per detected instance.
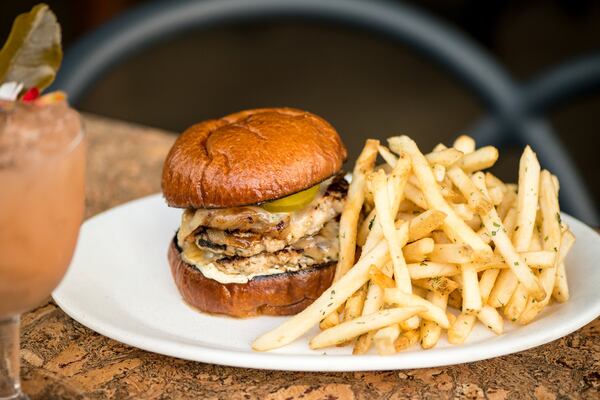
[253,135,574,354]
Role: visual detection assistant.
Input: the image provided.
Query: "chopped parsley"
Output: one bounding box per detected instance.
[368,217,375,230]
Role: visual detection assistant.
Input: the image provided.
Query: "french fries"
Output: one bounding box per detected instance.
[403,238,435,262]
[479,268,500,304]
[389,136,493,261]
[368,265,395,289]
[553,230,575,302]
[420,291,448,348]
[461,263,482,314]
[252,239,389,351]
[429,243,473,264]
[384,289,450,328]
[472,172,545,301]
[448,313,476,344]
[253,134,574,354]
[413,277,459,296]
[372,171,412,294]
[408,210,446,241]
[357,208,376,247]
[378,145,398,167]
[456,146,499,173]
[310,307,425,349]
[477,305,503,334]
[433,164,446,182]
[425,147,464,167]
[334,139,379,280]
[353,279,384,354]
[448,289,463,309]
[453,134,476,154]
[447,165,492,214]
[491,146,542,315]
[373,325,401,355]
[343,284,368,322]
[322,140,379,329]
[518,171,563,324]
[395,329,420,352]
[408,262,460,279]
[404,182,428,209]
[371,168,420,331]
[514,146,541,251]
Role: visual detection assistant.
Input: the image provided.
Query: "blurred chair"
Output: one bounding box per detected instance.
[52,0,599,224]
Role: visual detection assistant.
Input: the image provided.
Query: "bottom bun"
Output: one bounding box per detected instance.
[168,237,336,318]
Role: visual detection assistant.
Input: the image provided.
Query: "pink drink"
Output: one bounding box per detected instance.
[0,99,85,317]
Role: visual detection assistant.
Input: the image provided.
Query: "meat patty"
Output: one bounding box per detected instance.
[193,187,344,257]
[181,220,340,278]
[178,174,347,255]
[177,174,346,279]
[177,174,347,245]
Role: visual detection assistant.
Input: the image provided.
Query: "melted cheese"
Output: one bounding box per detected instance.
[178,178,341,284]
[177,177,334,248]
[181,220,339,284]
[181,243,287,284]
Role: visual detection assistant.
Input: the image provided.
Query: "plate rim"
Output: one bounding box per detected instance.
[53,193,600,371]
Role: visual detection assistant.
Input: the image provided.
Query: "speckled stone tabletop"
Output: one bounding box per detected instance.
[19,114,599,399]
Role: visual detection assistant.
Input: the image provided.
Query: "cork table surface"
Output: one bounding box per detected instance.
[20,114,599,399]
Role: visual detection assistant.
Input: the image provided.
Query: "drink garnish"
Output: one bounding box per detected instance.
[21,87,40,102]
[0,4,62,100]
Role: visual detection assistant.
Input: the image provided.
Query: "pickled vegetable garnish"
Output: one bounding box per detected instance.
[0,4,62,91]
[261,184,320,213]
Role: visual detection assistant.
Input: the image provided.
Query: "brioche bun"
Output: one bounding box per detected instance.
[168,238,335,317]
[161,108,347,209]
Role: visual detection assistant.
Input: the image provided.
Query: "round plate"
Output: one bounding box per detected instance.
[53,194,600,371]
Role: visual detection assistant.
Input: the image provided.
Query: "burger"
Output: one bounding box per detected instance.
[162,108,348,317]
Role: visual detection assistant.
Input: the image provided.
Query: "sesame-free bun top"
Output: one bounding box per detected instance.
[162,108,347,208]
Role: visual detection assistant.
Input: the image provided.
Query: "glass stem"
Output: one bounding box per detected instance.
[0,316,24,400]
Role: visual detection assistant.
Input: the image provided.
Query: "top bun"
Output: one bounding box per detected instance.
[162,108,347,209]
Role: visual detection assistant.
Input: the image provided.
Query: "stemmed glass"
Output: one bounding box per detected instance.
[0,103,85,400]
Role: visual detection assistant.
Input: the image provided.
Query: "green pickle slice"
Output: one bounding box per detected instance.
[261,184,320,213]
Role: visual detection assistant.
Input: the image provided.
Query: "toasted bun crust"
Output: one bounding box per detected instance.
[162,108,347,208]
[168,238,335,317]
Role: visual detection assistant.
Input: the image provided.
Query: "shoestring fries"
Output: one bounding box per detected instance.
[488,146,541,311]
[321,139,379,329]
[389,136,494,261]
[253,134,575,354]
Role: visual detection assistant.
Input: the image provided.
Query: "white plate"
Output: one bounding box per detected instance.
[53,194,600,371]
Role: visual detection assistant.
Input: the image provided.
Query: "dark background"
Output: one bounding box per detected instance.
[2,0,599,217]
